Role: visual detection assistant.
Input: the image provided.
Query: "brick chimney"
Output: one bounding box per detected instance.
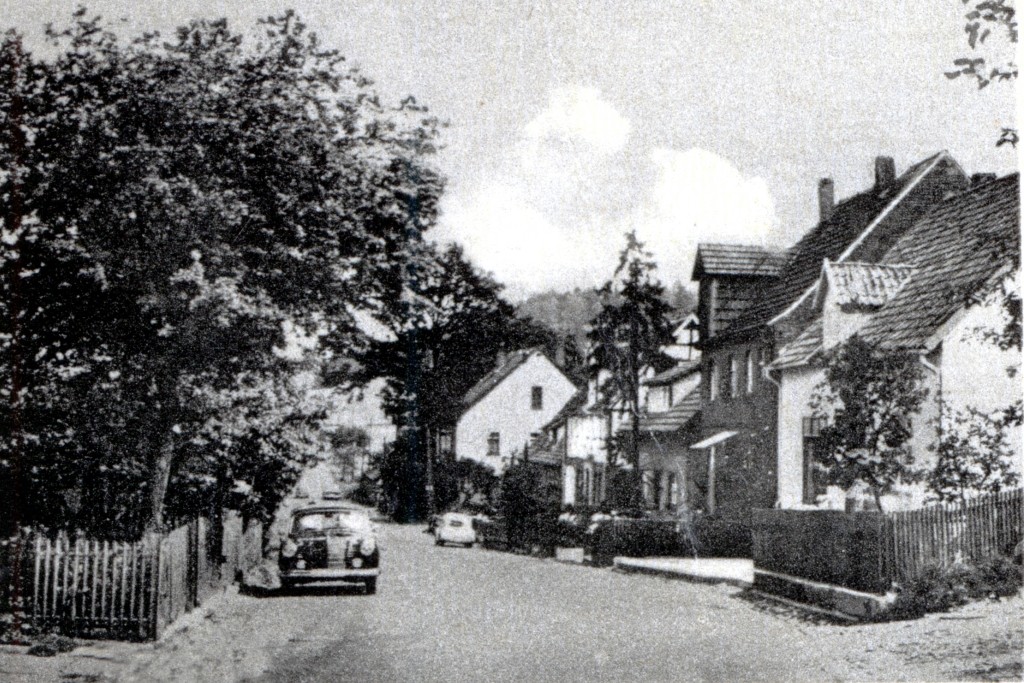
[818,178,834,222]
[875,156,896,188]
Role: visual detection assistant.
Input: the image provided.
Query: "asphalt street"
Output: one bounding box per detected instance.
[95,522,1020,683]
[248,524,877,682]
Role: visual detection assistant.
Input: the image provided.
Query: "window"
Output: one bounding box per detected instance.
[726,355,737,398]
[487,432,500,457]
[709,359,719,400]
[531,386,543,410]
[746,350,755,394]
[438,430,453,454]
[801,417,828,504]
[593,469,604,504]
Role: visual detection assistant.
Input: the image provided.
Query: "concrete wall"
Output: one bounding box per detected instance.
[455,352,578,474]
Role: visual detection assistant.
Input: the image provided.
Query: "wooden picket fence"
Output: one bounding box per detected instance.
[4,512,263,640]
[883,487,1023,584]
[25,534,160,639]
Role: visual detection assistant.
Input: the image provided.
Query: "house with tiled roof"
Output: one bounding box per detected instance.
[770,173,1020,511]
[687,153,968,544]
[636,361,702,511]
[454,348,578,474]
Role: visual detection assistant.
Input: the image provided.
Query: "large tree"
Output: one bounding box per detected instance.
[587,231,674,505]
[354,242,559,519]
[0,10,443,536]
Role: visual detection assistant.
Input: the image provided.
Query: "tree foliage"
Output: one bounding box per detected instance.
[927,402,1020,503]
[587,231,674,500]
[810,336,929,512]
[0,10,442,536]
[946,0,1018,147]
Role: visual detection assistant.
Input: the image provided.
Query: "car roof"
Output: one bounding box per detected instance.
[292,505,367,515]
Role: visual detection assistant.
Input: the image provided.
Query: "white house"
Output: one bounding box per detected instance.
[455,348,578,474]
[770,173,1021,511]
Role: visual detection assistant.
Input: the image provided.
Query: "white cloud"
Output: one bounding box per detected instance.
[523,86,631,155]
[629,148,777,279]
[436,88,777,299]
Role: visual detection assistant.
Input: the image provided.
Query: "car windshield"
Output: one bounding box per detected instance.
[292,510,371,536]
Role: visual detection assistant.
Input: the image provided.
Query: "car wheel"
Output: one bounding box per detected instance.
[434,537,443,546]
[464,542,473,548]
[365,577,377,595]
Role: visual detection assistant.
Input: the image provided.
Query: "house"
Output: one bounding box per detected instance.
[665,312,701,361]
[770,173,1021,511]
[637,360,702,511]
[689,153,968,529]
[455,348,578,474]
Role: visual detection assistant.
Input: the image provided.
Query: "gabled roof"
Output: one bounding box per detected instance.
[860,173,1020,349]
[692,243,788,279]
[638,385,702,432]
[770,319,823,370]
[541,387,588,431]
[818,261,915,308]
[642,360,701,386]
[718,152,957,340]
[462,348,566,411]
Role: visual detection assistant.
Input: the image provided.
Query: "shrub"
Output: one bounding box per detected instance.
[886,555,1022,620]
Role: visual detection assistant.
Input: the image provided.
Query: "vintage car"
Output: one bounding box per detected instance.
[278,505,379,594]
[434,511,478,547]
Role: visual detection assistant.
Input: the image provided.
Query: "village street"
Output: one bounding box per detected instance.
[36,523,1002,683]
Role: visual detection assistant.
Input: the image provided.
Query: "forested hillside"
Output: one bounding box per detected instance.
[516,280,696,347]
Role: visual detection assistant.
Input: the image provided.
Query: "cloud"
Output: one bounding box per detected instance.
[523,86,631,155]
[629,148,777,277]
[436,87,777,300]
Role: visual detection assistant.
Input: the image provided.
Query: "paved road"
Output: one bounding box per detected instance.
[254,522,838,683]
[112,522,1021,683]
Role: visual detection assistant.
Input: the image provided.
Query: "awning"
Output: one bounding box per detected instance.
[689,431,737,450]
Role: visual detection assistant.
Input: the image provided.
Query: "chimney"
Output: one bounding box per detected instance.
[554,342,566,369]
[818,178,834,222]
[971,172,996,187]
[874,156,896,188]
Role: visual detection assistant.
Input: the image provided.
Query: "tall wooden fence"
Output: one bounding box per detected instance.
[753,488,1024,594]
[2,512,263,640]
[884,487,1023,584]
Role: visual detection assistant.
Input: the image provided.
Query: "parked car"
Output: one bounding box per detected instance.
[434,512,477,547]
[278,505,379,594]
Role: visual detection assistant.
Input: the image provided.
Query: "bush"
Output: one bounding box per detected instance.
[887,555,1022,620]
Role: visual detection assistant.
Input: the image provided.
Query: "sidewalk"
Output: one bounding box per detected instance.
[613,556,754,587]
[0,585,239,682]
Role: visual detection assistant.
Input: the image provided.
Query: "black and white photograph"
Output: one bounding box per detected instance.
[0,1,1020,681]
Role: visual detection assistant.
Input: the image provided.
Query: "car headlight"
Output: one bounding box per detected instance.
[360,537,376,556]
[281,539,298,558]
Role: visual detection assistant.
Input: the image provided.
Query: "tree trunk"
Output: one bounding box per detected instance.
[149,436,175,531]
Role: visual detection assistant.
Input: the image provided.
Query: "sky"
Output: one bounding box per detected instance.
[2,1,1017,300]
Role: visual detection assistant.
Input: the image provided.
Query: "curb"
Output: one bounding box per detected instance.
[752,569,892,620]
[612,558,754,588]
